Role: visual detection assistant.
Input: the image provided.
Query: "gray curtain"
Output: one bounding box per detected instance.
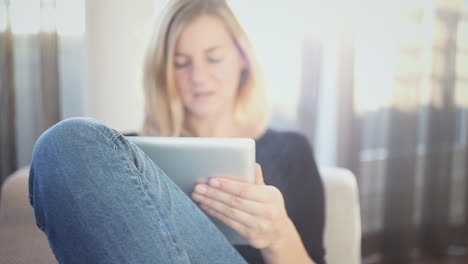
[329,2,467,262]
[0,0,61,186]
[0,14,17,185]
[420,7,459,257]
[298,37,322,144]
[297,1,468,262]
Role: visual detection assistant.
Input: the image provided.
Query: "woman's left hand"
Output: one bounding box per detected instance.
[191,163,293,250]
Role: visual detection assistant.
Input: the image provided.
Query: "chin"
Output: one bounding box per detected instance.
[188,106,221,118]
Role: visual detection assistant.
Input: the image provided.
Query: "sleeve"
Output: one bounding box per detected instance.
[284,133,326,264]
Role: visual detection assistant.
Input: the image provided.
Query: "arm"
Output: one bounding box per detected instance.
[190,134,325,264]
[260,218,315,264]
[266,133,326,264]
[192,166,317,264]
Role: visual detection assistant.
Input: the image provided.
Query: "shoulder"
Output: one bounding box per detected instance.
[257,129,312,152]
[255,129,319,188]
[256,129,314,166]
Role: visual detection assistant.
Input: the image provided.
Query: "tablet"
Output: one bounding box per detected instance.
[126,136,255,245]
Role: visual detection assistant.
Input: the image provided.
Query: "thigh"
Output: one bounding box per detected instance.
[121,133,248,264]
[29,117,247,264]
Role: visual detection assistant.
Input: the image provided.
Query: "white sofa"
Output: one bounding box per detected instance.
[0,167,361,264]
[320,168,361,264]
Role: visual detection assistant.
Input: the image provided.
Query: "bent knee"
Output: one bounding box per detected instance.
[32,117,118,161]
[45,117,107,139]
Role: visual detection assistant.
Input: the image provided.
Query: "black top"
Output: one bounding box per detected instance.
[234,129,325,264]
[125,129,325,263]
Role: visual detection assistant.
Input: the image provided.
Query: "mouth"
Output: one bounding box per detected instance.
[194,91,215,99]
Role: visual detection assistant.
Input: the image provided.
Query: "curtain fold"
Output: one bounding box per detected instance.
[336,20,361,176]
[39,31,61,131]
[382,108,420,262]
[298,37,322,144]
[318,0,468,261]
[0,4,17,185]
[0,0,62,185]
[421,6,460,256]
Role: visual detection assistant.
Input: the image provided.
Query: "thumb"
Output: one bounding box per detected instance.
[254,163,265,185]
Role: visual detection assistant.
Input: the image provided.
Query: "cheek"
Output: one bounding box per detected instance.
[175,71,191,99]
[212,61,241,97]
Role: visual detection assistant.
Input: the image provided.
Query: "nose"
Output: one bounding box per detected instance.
[190,60,209,85]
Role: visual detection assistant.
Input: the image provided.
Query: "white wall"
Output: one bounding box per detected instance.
[85,0,154,133]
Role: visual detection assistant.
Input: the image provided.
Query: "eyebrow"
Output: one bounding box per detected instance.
[175,45,221,57]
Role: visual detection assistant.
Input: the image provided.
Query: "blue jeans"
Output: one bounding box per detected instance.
[28,117,248,264]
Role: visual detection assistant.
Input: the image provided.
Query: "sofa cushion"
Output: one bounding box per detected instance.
[0,167,57,264]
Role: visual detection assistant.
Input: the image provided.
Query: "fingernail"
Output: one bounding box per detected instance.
[195,185,206,193]
[209,179,220,187]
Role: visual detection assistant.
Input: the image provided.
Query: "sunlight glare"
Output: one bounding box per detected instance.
[10,0,40,34]
[41,6,57,33]
[56,0,86,35]
[353,0,422,113]
[0,1,7,33]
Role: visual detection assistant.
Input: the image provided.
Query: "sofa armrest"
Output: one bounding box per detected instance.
[0,167,58,263]
[0,167,33,225]
[319,167,361,264]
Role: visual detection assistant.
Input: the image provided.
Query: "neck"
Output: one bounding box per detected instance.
[186,112,240,138]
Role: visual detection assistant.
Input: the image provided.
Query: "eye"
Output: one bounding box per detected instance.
[174,62,190,69]
[174,56,190,69]
[207,55,223,64]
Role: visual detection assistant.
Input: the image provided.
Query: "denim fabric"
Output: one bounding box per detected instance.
[28,117,248,264]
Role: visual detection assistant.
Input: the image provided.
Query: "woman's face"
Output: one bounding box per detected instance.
[173,14,244,119]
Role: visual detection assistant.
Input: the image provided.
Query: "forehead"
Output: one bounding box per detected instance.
[175,14,233,53]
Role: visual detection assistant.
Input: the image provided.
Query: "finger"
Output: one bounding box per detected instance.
[206,178,270,202]
[255,163,264,185]
[192,184,265,216]
[199,204,252,240]
[192,192,257,229]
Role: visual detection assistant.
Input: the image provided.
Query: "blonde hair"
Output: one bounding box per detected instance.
[140,0,269,137]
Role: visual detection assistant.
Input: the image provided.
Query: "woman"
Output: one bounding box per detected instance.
[28,0,325,263]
